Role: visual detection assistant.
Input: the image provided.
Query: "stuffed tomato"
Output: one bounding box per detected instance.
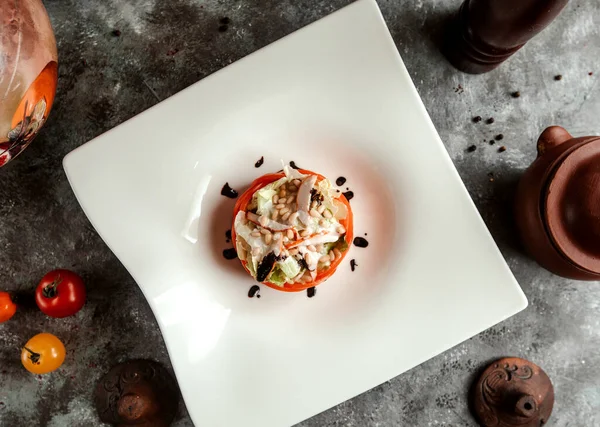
[231,165,353,292]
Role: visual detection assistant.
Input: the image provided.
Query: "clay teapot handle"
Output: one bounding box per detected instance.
[537,126,572,157]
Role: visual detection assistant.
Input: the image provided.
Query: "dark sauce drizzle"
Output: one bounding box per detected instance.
[289,161,300,170]
[225,229,232,240]
[307,287,316,298]
[223,248,237,260]
[255,156,264,168]
[248,285,261,298]
[256,252,277,282]
[343,190,354,201]
[310,188,324,205]
[221,183,238,198]
[350,259,358,272]
[336,176,347,186]
[353,237,369,248]
[298,257,309,270]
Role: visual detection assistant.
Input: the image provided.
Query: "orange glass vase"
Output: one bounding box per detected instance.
[0,0,58,167]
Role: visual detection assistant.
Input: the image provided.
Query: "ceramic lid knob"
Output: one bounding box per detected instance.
[117,391,158,422]
[536,125,573,156]
[471,357,554,427]
[94,360,179,427]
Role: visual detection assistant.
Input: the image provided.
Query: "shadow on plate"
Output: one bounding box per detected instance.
[206,188,250,282]
[476,168,528,259]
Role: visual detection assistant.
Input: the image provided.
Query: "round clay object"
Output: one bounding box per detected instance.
[94,360,179,427]
[514,126,600,280]
[545,138,600,274]
[471,357,554,427]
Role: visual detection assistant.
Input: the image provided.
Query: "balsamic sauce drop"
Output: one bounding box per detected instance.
[336,176,347,186]
[221,183,238,198]
[289,161,300,170]
[343,190,354,201]
[222,248,237,260]
[350,259,358,272]
[256,252,277,282]
[248,285,261,298]
[307,287,316,298]
[353,237,369,248]
[255,156,264,168]
[225,229,232,240]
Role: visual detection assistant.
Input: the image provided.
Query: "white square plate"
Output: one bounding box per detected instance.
[63,1,527,425]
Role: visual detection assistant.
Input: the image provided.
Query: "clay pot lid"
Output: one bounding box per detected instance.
[544,137,600,275]
[94,360,179,427]
[471,357,554,427]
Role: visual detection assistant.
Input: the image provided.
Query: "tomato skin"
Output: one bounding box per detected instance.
[35,269,86,318]
[21,333,66,374]
[232,169,353,292]
[0,292,17,323]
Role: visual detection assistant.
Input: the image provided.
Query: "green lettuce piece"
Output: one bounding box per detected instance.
[261,177,287,193]
[278,257,301,279]
[250,177,287,214]
[323,242,335,253]
[324,235,349,254]
[247,255,257,277]
[268,267,286,286]
[256,188,277,215]
[236,239,257,277]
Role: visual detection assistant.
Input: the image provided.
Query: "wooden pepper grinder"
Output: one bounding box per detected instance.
[444,0,570,74]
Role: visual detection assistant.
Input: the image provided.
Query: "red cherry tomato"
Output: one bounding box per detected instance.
[35,269,86,318]
[0,291,17,323]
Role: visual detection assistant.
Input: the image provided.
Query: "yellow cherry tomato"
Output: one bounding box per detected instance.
[21,333,66,374]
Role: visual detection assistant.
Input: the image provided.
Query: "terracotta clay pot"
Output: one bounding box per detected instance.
[515,126,600,280]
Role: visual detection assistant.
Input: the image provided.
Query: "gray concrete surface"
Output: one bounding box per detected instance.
[1,0,599,425]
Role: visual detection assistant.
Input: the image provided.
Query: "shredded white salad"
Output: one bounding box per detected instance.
[234,165,350,286]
